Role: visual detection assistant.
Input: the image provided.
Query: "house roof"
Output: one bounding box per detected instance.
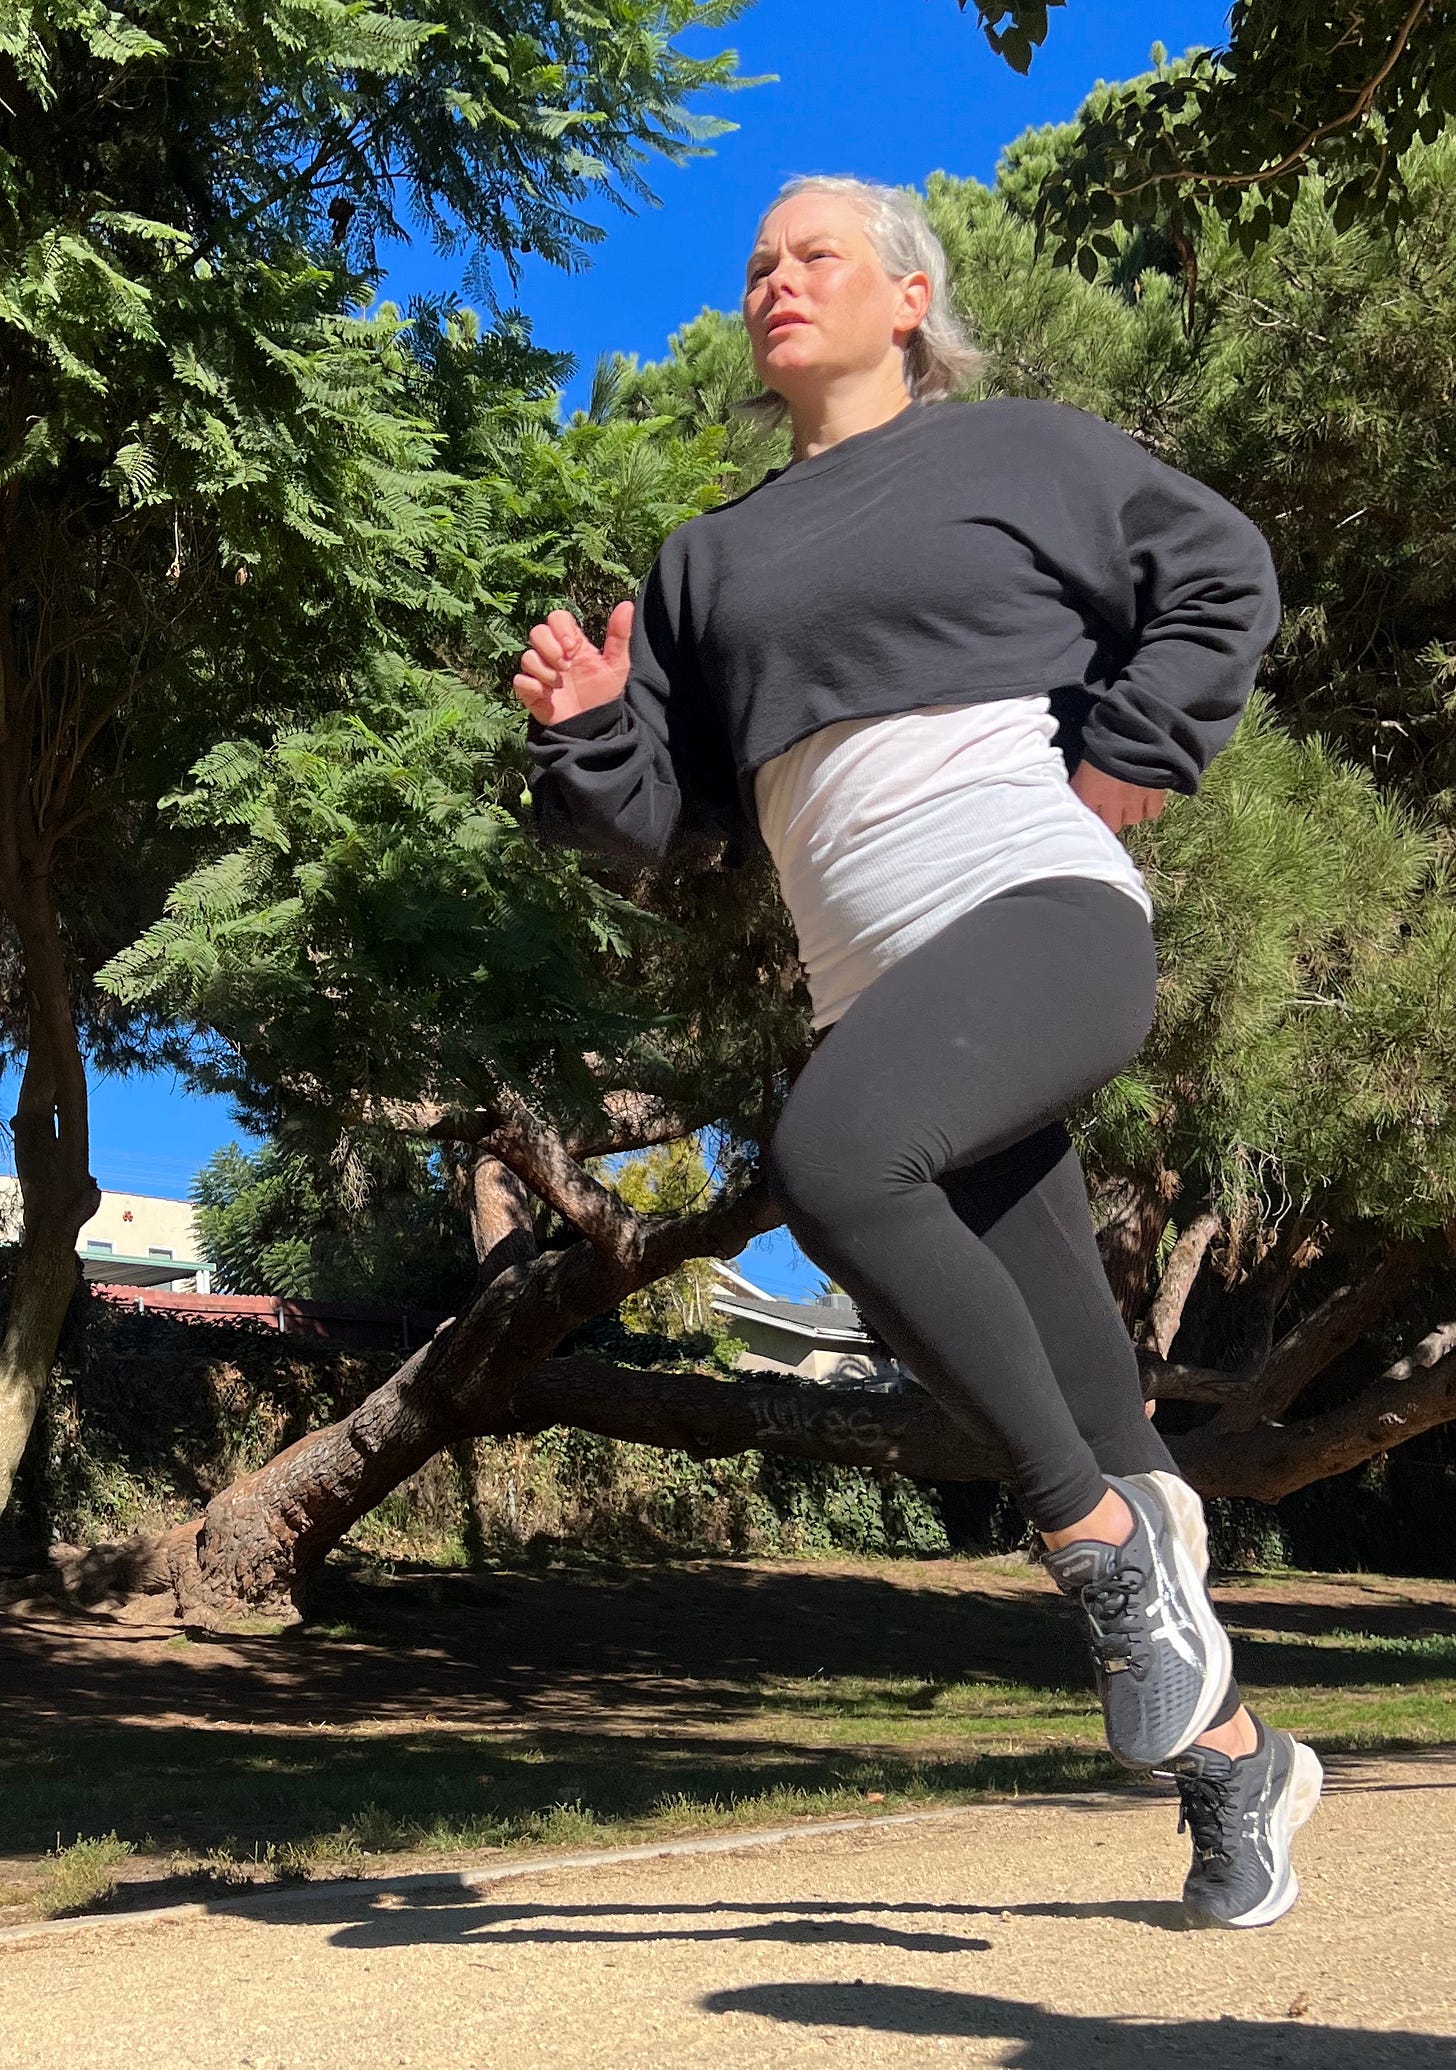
[710,1287,872,1344]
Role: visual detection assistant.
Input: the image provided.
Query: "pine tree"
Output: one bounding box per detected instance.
[71,119,1456,1620]
[0,0,753,1511]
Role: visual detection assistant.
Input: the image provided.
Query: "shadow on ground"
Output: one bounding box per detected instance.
[225,1887,1186,1949]
[1,1557,1451,1870]
[700,1984,1452,2068]
[6,1558,1455,1739]
[0,1718,1132,1865]
[2,1560,1087,1733]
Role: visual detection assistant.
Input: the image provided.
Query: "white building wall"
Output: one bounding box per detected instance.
[0,1179,210,1289]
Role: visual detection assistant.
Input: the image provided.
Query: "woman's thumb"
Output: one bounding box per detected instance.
[600,598,635,673]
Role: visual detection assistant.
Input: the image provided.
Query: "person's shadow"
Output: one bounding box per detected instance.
[226,1886,1182,1952]
[700,1983,1453,2068]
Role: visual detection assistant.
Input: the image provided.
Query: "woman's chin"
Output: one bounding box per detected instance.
[760,345,823,391]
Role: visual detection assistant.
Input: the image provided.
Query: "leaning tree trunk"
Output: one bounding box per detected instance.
[55,1165,786,1625]
[42,1092,1456,1629]
[0,874,100,1513]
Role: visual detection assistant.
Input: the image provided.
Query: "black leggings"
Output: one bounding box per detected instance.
[764,875,1241,1720]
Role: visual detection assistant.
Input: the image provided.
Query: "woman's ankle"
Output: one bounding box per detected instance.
[1041,1485,1135,1553]
[1194,1706,1259,1762]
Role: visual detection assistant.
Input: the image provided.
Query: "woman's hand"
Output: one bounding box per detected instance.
[513,602,634,726]
[1070,759,1167,834]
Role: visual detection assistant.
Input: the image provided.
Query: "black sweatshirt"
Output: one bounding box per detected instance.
[524,396,1282,867]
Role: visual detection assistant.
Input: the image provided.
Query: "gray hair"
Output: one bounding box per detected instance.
[736,175,983,428]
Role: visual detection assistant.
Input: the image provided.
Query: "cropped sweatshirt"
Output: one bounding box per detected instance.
[524,396,1282,867]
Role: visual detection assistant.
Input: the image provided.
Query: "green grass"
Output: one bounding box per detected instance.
[2,1564,1451,1920]
[1,1659,1449,1902]
[0,1723,1130,1872]
[35,1834,135,1919]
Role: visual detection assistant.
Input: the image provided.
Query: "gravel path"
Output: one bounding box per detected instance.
[3,1749,1451,2068]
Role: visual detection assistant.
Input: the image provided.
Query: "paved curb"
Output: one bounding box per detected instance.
[0,1787,1161,1951]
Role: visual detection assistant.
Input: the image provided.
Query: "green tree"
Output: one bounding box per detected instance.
[967,4,1456,298]
[76,130,1456,1623]
[0,0,752,1510]
[592,1137,742,1339]
[192,1139,480,1311]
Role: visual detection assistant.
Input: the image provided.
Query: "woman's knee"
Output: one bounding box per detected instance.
[762,1110,852,1241]
[764,1093,910,1244]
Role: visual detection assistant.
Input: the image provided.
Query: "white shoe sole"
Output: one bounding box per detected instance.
[1188,1736,1324,1930]
[1118,1470,1235,1762]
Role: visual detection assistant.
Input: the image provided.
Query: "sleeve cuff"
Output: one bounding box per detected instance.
[1076,740,1191,796]
[526,699,627,745]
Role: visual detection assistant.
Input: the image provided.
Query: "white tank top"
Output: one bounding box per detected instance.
[752,696,1154,1031]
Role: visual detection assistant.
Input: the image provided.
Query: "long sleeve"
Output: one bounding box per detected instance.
[1067,419,1282,796]
[524,546,745,867]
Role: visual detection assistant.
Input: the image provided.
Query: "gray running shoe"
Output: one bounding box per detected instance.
[1042,1470,1233,1768]
[1162,1716,1323,1929]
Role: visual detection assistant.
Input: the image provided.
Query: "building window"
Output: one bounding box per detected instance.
[148,1248,174,1260]
[85,1240,113,1253]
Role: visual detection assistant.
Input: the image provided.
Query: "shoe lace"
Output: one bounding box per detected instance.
[1167,1770,1235,1865]
[1075,1561,1152,1682]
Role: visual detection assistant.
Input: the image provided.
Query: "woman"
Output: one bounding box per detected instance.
[515,175,1322,1930]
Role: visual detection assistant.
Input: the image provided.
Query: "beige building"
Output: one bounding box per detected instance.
[709,1258,904,1388]
[0,1180,211,1291]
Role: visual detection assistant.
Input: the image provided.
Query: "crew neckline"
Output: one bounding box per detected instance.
[765,397,929,485]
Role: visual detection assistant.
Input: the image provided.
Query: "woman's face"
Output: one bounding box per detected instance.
[742,191,929,402]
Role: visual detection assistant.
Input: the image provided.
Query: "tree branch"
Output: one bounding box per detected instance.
[513,1356,1010,1481]
[1175,1327,1456,1501]
[1237,1212,1327,1374]
[634,1173,783,1280]
[568,1089,700,1158]
[1092,1166,1180,1326]
[462,1145,536,1288]
[1101,0,1436,202]
[483,1089,648,1271]
[1209,1234,1433,1434]
[1141,1207,1222,1357]
[1136,1348,1251,1406]
[385,1089,709,1159]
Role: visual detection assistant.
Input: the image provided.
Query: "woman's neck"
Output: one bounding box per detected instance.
[787,377,916,464]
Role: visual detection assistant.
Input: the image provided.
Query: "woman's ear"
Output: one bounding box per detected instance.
[892,270,932,345]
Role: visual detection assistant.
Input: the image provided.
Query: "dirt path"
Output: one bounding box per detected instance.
[3,1748,1451,2068]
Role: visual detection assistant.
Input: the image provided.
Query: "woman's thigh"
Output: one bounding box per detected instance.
[768,877,1157,1212]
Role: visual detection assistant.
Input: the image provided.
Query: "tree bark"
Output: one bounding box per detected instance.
[1141,1207,1222,1357]
[1093,1166,1180,1327]
[464,1144,537,1286]
[0,876,100,1512]
[451,1146,539,1556]
[1208,1234,1431,1434]
[52,1172,781,1624]
[519,1356,1010,1481]
[1176,1327,1456,1500]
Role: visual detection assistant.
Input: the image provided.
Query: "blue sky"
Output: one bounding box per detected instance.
[9,0,1234,1301]
[380,0,1234,414]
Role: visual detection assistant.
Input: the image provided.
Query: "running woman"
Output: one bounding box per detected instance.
[514,175,1323,1930]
